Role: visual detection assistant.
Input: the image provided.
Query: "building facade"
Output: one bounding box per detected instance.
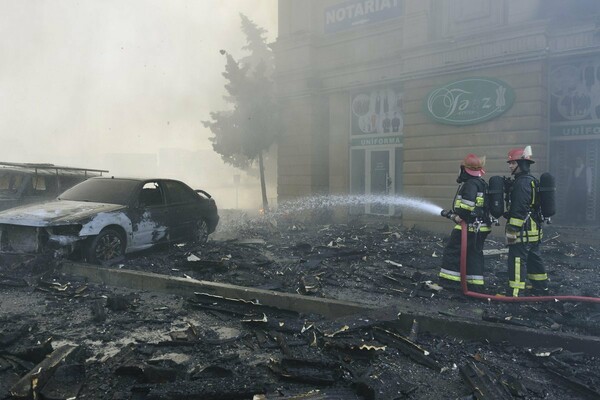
[273,0,600,232]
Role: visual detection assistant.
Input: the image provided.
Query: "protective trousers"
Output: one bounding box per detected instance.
[440,229,489,288]
[507,241,548,296]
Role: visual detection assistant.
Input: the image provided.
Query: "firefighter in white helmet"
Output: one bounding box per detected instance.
[504,146,548,297]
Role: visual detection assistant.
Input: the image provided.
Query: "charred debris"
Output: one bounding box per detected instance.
[0,212,599,399]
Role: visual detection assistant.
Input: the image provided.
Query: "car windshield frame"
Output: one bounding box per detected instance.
[57,178,140,205]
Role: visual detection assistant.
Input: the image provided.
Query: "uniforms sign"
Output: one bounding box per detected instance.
[424,78,515,125]
[351,135,403,146]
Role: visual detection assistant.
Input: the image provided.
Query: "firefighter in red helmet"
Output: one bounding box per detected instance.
[439,154,492,293]
[504,145,549,296]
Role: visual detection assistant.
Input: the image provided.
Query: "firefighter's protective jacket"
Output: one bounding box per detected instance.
[506,171,542,243]
[452,177,491,232]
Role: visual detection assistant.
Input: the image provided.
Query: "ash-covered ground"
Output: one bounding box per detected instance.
[1,210,599,399]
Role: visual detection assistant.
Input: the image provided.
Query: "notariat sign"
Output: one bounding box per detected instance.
[324,0,403,33]
[424,78,515,125]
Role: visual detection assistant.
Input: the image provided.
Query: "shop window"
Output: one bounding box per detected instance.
[454,0,491,22]
[435,0,505,37]
[550,140,599,225]
[351,149,365,195]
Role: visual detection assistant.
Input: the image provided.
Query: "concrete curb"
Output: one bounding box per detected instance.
[60,261,600,356]
[60,262,372,318]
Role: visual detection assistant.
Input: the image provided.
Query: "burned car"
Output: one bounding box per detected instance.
[0,177,219,263]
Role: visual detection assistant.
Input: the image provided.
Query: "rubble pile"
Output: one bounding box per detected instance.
[122,214,600,337]
[0,212,599,399]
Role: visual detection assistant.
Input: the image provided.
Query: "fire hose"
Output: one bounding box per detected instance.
[457,220,600,303]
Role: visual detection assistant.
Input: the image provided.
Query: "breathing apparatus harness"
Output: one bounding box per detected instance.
[502,171,558,245]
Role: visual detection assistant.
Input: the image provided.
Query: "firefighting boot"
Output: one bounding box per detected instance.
[468,284,486,294]
[438,276,460,290]
[530,282,549,296]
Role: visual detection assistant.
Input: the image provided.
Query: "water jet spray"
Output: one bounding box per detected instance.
[274,194,444,217]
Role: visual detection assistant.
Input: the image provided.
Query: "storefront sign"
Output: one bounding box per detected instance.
[351,135,403,147]
[424,78,515,125]
[324,0,403,34]
[551,123,600,137]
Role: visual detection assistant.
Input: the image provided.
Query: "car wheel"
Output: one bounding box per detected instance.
[193,219,209,245]
[87,229,125,264]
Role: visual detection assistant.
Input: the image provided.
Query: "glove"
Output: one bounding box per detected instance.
[452,215,462,224]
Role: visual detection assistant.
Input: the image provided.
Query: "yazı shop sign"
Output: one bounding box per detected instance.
[424,78,515,125]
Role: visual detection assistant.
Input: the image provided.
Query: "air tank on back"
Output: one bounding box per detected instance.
[539,172,556,219]
[488,175,505,219]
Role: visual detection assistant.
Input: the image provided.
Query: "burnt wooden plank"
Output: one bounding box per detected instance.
[459,361,513,400]
[9,344,80,399]
[372,327,441,371]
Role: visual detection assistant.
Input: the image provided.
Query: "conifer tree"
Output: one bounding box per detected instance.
[202,14,278,211]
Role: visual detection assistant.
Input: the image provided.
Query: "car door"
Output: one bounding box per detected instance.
[163,180,201,242]
[129,181,170,250]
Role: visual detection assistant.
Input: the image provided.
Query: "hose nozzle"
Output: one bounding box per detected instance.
[441,209,456,220]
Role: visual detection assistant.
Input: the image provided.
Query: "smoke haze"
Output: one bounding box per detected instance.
[0,0,278,209]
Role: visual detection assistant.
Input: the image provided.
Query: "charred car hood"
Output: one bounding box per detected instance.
[0,200,126,227]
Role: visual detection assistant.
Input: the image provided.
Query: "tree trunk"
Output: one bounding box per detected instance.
[258,150,269,212]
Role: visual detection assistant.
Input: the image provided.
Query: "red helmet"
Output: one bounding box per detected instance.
[507,146,534,163]
[462,153,486,177]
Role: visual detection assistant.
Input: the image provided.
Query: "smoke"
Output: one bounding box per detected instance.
[0,0,278,209]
